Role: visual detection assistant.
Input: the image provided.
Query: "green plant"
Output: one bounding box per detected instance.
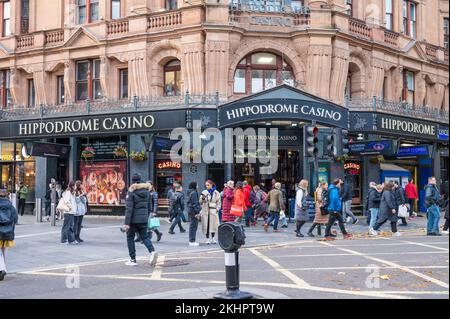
[113,146,128,158]
[130,150,147,161]
[81,147,95,159]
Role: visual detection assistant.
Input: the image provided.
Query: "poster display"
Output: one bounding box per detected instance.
[80,161,127,206]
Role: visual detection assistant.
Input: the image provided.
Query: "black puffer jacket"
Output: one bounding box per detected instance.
[394,187,407,206]
[368,187,381,209]
[125,183,151,225]
[149,191,158,215]
[186,188,201,217]
[379,190,398,223]
[0,198,18,241]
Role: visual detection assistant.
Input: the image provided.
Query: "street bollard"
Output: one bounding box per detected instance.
[51,203,56,227]
[35,198,42,223]
[214,222,253,300]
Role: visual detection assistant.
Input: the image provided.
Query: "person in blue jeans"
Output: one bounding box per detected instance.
[367,182,382,231]
[425,177,442,236]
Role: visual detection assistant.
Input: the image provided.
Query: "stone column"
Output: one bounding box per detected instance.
[205,36,229,95]
[368,59,386,99]
[129,52,150,98]
[306,45,332,99]
[64,61,75,103]
[329,45,349,105]
[182,34,205,95]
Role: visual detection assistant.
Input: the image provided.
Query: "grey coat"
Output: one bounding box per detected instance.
[295,188,309,222]
[379,190,398,223]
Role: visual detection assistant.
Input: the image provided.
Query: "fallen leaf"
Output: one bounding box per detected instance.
[380,275,392,280]
[338,272,346,275]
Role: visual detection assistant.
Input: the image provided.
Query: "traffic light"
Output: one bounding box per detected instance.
[305,125,319,157]
[324,130,335,157]
[341,129,350,156]
[335,128,350,157]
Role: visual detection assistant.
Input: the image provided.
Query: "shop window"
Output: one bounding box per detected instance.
[28,79,35,107]
[165,0,178,10]
[164,60,181,96]
[111,0,121,19]
[0,70,12,108]
[57,75,65,104]
[403,0,416,38]
[1,1,11,37]
[77,0,99,24]
[119,69,128,99]
[444,18,449,50]
[402,70,415,105]
[233,52,295,95]
[385,0,393,30]
[21,0,30,34]
[76,59,102,101]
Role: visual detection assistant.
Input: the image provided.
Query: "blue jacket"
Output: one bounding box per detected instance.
[327,185,342,213]
[0,198,18,241]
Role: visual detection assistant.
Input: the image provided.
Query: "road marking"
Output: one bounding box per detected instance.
[269,251,447,258]
[399,240,449,252]
[15,225,119,239]
[319,241,449,289]
[151,255,166,279]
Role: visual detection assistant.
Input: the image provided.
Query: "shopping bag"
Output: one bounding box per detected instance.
[148,217,161,229]
[397,205,409,218]
[280,210,286,219]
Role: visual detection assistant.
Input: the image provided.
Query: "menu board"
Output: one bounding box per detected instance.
[80,161,127,206]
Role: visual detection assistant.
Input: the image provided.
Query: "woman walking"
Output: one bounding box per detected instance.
[221,181,235,223]
[307,182,329,237]
[295,180,310,237]
[187,182,202,246]
[60,182,78,245]
[200,180,221,244]
[370,182,401,237]
[74,181,87,243]
[368,183,383,233]
[148,181,163,242]
[232,181,246,223]
[0,189,18,281]
[253,185,268,223]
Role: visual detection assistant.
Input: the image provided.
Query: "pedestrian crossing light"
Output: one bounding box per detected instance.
[305,125,319,157]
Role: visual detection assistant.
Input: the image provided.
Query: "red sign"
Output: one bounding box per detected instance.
[156,161,182,170]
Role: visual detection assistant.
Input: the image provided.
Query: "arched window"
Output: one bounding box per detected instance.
[164,60,181,96]
[233,52,295,95]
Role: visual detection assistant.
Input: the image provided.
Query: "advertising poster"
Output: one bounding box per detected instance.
[80,161,127,206]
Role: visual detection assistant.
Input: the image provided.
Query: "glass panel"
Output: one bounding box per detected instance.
[112,0,121,19]
[238,58,246,66]
[166,60,181,67]
[165,71,175,96]
[264,70,277,89]
[15,161,36,201]
[406,71,414,91]
[0,142,14,161]
[251,53,277,65]
[403,1,407,17]
[93,60,101,79]
[281,71,295,87]
[76,62,89,81]
[234,69,246,93]
[3,2,10,19]
[28,79,35,107]
[406,91,414,105]
[386,0,392,13]
[251,70,264,94]
[175,70,181,96]
[120,69,128,99]
[78,1,86,24]
[93,79,102,99]
[90,0,99,22]
[57,76,65,104]
[76,82,88,101]
[386,15,393,30]
[409,3,416,21]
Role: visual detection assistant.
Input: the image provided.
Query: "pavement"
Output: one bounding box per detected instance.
[1,214,448,299]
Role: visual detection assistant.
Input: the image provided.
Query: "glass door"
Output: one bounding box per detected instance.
[0,163,13,193]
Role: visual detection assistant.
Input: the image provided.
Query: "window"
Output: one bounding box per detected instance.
[57,76,65,104]
[164,60,181,96]
[77,0,99,24]
[444,18,449,50]
[382,77,387,100]
[119,69,128,99]
[76,59,102,101]
[1,1,11,37]
[165,0,178,10]
[111,0,121,19]
[402,70,415,105]
[346,0,353,17]
[28,79,35,107]
[21,0,30,34]
[233,52,295,95]
[0,70,11,108]
[403,1,417,37]
[385,0,393,30]
[345,73,352,99]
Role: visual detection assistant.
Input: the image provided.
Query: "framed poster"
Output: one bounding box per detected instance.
[80,161,127,206]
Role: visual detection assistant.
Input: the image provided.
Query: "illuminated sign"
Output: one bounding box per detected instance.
[156,161,182,170]
[344,163,361,171]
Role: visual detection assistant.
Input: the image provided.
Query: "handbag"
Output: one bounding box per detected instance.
[230,204,244,217]
[148,217,161,229]
[57,197,71,213]
[398,205,408,218]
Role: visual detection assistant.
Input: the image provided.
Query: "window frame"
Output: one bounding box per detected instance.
[77,0,100,25]
[0,70,11,109]
[165,0,178,11]
[28,78,36,108]
[385,0,393,31]
[119,68,128,100]
[163,60,181,96]
[402,70,415,105]
[444,18,449,50]
[403,0,417,38]
[111,0,121,20]
[1,1,11,37]
[57,75,65,105]
[75,59,102,102]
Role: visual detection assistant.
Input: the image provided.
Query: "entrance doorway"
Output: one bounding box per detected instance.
[0,163,13,192]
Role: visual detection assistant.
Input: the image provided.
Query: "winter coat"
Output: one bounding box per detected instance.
[295,188,309,222]
[232,188,246,213]
[367,187,381,209]
[254,189,268,215]
[221,186,235,222]
[314,187,329,224]
[243,184,253,208]
[167,188,175,216]
[394,187,407,206]
[186,189,201,218]
[18,186,29,200]
[61,190,77,215]
[379,190,398,222]
[200,190,221,235]
[0,198,18,241]
[340,183,352,202]
[327,185,342,213]
[425,184,441,208]
[74,194,87,216]
[148,191,158,216]
[405,182,418,199]
[267,189,285,213]
[124,183,151,225]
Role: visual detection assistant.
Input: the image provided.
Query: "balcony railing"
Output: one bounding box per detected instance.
[425,43,438,60]
[148,10,183,31]
[44,30,65,46]
[349,18,372,40]
[107,19,129,36]
[383,29,399,47]
[16,34,35,50]
[348,97,449,124]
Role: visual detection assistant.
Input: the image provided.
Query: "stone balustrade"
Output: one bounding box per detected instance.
[349,18,372,40]
[44,30,65,46]
[148,10,183,31]
[107,19,129,36]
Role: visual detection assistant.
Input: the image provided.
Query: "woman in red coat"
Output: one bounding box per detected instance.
[405,178,418,217]
[221,181,235,222]
[231,181,246,222]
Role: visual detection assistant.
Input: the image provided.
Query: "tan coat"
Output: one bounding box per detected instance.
[314,187,330,224]
[199,189,222,236]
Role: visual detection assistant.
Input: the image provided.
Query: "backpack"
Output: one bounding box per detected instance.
[0,204,13,226]
[320,189,330,216]
[300,189,308,211]
[262,191,268,203]
[250,190,256,205]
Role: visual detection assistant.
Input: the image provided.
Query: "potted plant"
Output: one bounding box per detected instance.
[81,146,95,160]
[130,150,147,161]
[113,145,128,158]
[335,153,349,163]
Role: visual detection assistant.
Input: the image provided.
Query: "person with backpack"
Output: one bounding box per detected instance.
[254,185,268,223]
[264,182,285,233]
[307,182,329,237]
[168,183,186,235]
[324,179,352,241]
[367,183,383,232]
[221,181,235,223]
[295,179,309,237]
[0,188,18,281]
[60,182,78,245]
[243,181,256,227]
[424,177,442,236]
[232,182,246,223]
[200,180,221,244]
[187,182,202,246]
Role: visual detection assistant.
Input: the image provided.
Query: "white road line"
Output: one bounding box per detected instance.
[399,240,449,252]
[319,241,449,289]
[15,225,119,239]
[269,251,447,258]
[151,255,166,279]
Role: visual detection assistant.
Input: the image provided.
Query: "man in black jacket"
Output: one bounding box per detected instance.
[394,181,408,226]
[122,173,158,267]
[168,184,186,235]
[340,178,358,225]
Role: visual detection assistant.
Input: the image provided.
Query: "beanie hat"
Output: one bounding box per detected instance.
[132,173,142,183]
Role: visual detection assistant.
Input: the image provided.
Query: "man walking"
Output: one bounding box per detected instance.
[17,182,29,217]
[340,177,358,225]
[123,173,158,267]
[264,182,285,233]
[168,184,186,235]
[425,177,442,236]
[405,179,418,217]
[325,179,352,241]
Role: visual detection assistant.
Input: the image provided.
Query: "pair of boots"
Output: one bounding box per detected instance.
[307,223,323,237]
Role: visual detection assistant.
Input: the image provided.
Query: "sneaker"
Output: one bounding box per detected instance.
[352,219,359,225]
[68,241,79,245]
[307,232,315,237]
[393,232,402,237]
[0,271,6,281]
[76,238,84,243]
[210,238,217,244]
[346,217,352,223]
[189,242,200,247]
[60,241,68,244]
[281,225,288,228]
[125,259,137,266]
[180,229,187,233]
[369,229,378,236]
[205,238,212,245]
[149,252,158,266]
[168,231,175,235]
[428,233,442,236]
[324,236,335,241]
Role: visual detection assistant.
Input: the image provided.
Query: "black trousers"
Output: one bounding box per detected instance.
[18,199,26,216]
[374,217,398,233]
[444,218,449,231]
[296,221,307,233]
[308,223,323,235]
[73,215,84,240]
[325,212,348,237]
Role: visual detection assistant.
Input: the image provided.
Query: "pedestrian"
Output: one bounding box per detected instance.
[253,185,268,223]
[168,183,186,234]
[186,182,202,246]
[231,182,246,223]
[0,188,18,281]
[167,183,176,223]
[405,178,418,217]
[424,177,442,236]
[294,179,309,237]
[60,182,78,245]
[74,181,87,243]
[307,182,330,237]
[370,182,401,237]
[221,181,235,223]
[441,191,449,235]
[243,181,256,227]
[122,173,158,267]
[45,181,59,222]
[17,182,29,217]
[341,177,358,225]
[55,184,63,220]
[393,181,408,226]
[367,183,383,233]
[147,181,163,242]
[324,179,352,241]
[280,184,289,228]
[200,180,221,244]
[264,182,285,233]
